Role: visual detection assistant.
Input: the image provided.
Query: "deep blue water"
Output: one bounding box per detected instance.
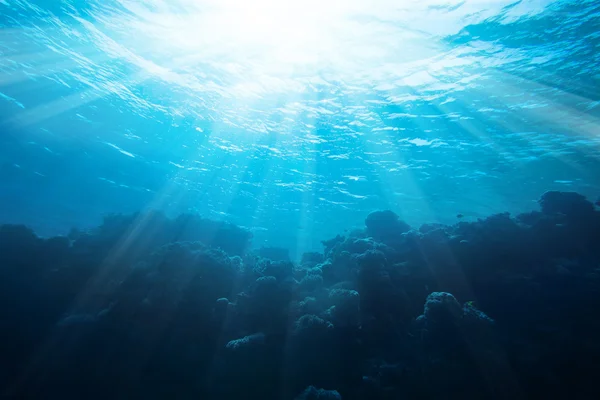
[1,1,600,399]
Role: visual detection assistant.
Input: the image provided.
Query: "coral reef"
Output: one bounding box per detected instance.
[1,191,600,399]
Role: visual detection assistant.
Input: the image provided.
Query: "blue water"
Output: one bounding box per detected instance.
[1,0,600,399]
[2,0,599,256]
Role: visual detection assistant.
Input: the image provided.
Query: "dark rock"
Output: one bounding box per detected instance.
[365,210,411,241]
[539,191,594,218]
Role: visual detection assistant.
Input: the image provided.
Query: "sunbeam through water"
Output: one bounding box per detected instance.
[1,0,600,398]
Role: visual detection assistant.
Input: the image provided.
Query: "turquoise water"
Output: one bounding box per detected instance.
[2,0,599,257]
[2,1,600,399]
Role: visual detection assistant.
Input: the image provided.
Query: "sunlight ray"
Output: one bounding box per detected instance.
[469,70,600,171]
[493,70,600,141]
[0,44,96,64]
[6,70,152,127]
[0,55,110,86]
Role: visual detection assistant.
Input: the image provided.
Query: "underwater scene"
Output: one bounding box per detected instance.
[1,0,600,398]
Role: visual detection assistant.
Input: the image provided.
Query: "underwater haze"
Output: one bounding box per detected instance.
[1,0,600,399]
